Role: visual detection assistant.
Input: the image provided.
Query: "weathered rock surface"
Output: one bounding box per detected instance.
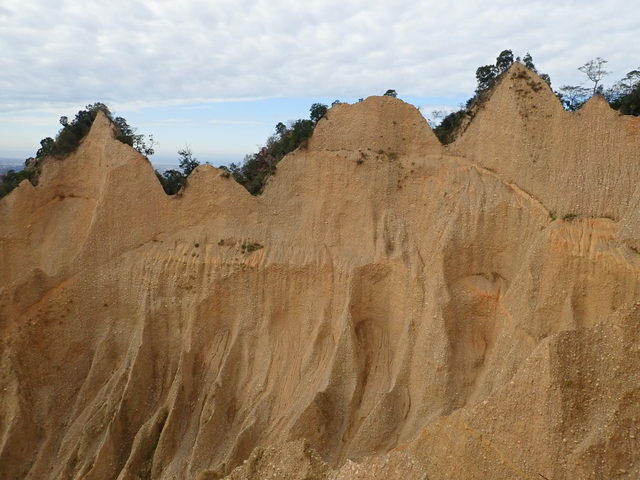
[1,64,639,479]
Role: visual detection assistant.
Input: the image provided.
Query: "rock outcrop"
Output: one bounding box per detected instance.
[1,64,639,480]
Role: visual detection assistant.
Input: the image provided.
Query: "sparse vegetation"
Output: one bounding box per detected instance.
[40,103,154,160]
[309,103,329,123]
[1,103,153,199]
[432,110,471,145]
[580,57,610,96]
[4,54,638,203]
[557,60,639,115]
[240,241,263,253]
[221,102,330,195]
[155,147,200,195]
[607,69,640,116]
[433,50,551,145]
[432,52,639,145]
[0,168,38,197]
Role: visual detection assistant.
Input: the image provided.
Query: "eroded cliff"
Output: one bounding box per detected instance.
[1,64,639,480]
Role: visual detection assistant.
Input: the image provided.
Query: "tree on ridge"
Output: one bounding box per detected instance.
[579,57,610,96]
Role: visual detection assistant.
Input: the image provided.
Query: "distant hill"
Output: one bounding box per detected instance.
[0,159,24,175]
[0,156,23,164]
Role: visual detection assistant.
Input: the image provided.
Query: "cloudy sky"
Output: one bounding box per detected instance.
[1,0,638,165]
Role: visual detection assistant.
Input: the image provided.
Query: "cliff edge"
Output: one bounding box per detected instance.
[1,78,639,479]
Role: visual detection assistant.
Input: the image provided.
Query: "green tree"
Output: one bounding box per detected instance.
[607,68,640,115]
[178,147,199,176]
[383,89,398,98]
[475,50,514,93]
[33,103,154,160]
[0,169,36,198]
[433,110,470,144]
[613,69,640,96]
[223,103,323,195]
[36,137,55,159]
[521,52,551,86]
[155,168,184,195]
[555,59,639,113]
[155,147,201,195]
[1,103,154,199]
[475,65,499,93]
[113,116,155,156]
[617,84,640,115]
[522,53,536,72]
[495,49,514,74]
[310,103,328,123]
[434,49,551,144]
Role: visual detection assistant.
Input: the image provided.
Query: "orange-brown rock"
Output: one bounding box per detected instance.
[1,65,639,479]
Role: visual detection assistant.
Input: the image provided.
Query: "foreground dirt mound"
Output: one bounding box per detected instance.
[1,65,639,479]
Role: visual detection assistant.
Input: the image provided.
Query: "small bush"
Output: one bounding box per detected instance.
[0,168,37,197]
[1,103,153,199]
[433,110,471,145]
[38,103,153,161]
[240,241,263,253]
[155,147,199,195]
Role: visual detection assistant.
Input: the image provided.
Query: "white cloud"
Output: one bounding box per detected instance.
[1,0,638,113]
[418,105,463,126]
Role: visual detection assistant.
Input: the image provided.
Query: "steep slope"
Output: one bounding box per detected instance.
[1,90,639,480]
[449,63,640,221]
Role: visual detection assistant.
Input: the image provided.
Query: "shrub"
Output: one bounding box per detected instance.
[1,103,154,199]
[614,83,640,116]
[433,110,471,144]
[240,241,263,253]
[155,147,200,195]
[0,168,37,197]
[36,103,154,161]
[226,113,318,195]
[432,50,551,144]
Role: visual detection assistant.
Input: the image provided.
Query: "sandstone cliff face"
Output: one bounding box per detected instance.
[1,65,639,480]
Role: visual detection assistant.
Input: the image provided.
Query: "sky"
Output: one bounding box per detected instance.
[1,0,638,166]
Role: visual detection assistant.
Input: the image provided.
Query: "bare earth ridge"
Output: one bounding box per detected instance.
[1,64,639,479]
